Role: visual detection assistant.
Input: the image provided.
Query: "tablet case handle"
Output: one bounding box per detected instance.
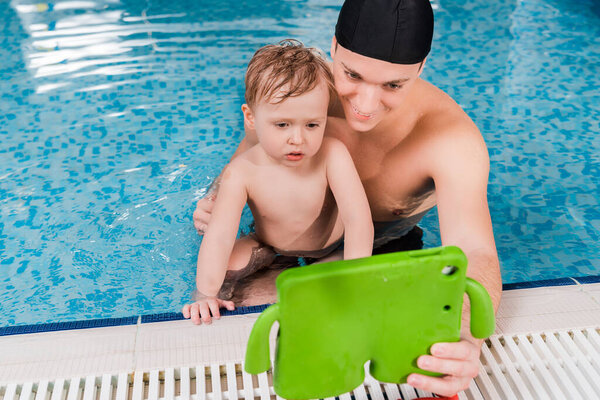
[465,277,495,338]
[245,303,280,374]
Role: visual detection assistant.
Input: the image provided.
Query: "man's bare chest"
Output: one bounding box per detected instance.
[350,137,436,221]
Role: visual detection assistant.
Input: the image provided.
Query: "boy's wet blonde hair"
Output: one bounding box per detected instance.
[245,39,336,108]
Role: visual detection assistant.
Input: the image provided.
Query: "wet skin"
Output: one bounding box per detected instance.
[327,39,501,397]
[185,81,373,325]
[193,39,502,397]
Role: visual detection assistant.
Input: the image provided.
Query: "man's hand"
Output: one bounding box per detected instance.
[193,194,216,234]
[182,292,235,325]
[407,338,481,397]
[192,136,253,235]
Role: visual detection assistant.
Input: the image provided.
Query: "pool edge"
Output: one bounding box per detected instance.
[2,274,599,337]
[0,304,271,337]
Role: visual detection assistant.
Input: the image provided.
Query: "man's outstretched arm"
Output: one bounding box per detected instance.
[407,123,502,397]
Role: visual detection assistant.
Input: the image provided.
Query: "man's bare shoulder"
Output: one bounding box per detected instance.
[416,80,473,129]
[324,116,358,151]
[414,80,489,173]
[416,81,485,146]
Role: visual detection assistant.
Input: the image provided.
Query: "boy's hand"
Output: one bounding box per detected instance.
[182,290,235,325]
[193,194,216,234]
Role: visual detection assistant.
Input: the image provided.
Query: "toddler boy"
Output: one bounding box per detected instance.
[182,40,373,324]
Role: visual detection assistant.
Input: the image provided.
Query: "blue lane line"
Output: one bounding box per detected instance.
[574,275,600,284]
[2,274,599,336]
[502,277,576,290]
[140,304,271,323]
[0,316,139,337]
[0,304,271,337]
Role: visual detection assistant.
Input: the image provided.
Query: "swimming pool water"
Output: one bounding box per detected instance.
[1,0,598,326]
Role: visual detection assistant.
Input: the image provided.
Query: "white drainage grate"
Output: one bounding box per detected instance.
[1,327,599,400]
[0,365,455,400]
[475,327,600,400]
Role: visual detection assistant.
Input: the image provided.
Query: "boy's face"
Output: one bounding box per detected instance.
[330,37,424,132]
[243,82,329,166]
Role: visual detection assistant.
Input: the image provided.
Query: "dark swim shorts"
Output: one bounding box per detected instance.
[372,209,429,250]
[217,234,344,299]
[217,213,428,299]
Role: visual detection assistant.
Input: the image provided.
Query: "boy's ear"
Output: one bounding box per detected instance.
[241,104,255,129]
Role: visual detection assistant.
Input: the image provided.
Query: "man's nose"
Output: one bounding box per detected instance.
[354,84,380,113]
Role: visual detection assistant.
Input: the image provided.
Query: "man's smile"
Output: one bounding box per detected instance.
[350,103,375,120]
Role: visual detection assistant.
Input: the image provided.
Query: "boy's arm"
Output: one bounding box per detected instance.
[195,164,248,297]
[325,138,374,259]
[193,128,258,233]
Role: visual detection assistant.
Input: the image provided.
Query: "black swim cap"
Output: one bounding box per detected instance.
[335,0,434,64]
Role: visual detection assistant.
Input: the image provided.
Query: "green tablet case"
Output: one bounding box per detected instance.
[244,246,495,399]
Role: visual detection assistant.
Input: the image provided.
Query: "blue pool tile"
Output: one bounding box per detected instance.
[0,0,598,326]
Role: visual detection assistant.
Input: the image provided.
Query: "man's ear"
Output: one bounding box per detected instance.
[241,104,255,129]
[330,36,337,59]
[417,57,427,76]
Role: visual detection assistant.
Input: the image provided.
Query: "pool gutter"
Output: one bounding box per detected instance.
[1,281,599,399]
[2,274,599,337]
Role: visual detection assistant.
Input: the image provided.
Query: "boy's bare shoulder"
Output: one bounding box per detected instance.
[320,136,350,156]
[221,150,256,183]
[229,145,260,168]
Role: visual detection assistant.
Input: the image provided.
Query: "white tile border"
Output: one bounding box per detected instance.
[1,284,600,384]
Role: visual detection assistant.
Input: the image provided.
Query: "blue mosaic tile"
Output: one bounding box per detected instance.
[502,277,576,291]
[0,0,598,327]
[141,312,185,324]
[573,275,600,285]
[0,316,138,337]
[140,304,270,324]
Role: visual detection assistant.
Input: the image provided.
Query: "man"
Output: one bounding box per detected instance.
[194,0,501,396]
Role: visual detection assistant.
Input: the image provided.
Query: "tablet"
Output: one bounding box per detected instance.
[245,246,495,399]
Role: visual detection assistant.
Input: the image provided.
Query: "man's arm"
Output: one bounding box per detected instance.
[434,128,501,310]
[325,138,374,260]
[193,121,258,233]
[407,123,501,396]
